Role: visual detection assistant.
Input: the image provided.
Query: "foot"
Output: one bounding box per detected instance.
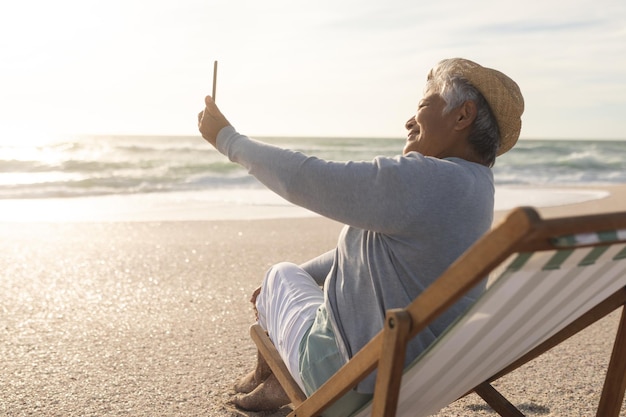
[231,374,290,411]
[233,355,272,394]
[234,370,260,394]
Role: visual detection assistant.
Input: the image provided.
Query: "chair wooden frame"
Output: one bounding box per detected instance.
[251,207,626,417]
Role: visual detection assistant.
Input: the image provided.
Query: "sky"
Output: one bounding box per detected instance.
[0,0,625,141]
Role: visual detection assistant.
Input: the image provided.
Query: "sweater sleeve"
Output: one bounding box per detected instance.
[215,126,425,233]
[299,250,335,286]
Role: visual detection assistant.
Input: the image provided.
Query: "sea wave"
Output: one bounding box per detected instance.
[493,140,626,185]
[0,136,625,199]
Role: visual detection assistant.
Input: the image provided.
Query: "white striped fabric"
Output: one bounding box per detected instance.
[353,243,626,417]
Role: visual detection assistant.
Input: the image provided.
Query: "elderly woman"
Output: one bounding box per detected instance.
[198,58,524,414]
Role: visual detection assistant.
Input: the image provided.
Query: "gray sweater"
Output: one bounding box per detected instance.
[216,126,494,392]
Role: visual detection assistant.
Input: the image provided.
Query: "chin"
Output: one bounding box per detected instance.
[403,142,418,155]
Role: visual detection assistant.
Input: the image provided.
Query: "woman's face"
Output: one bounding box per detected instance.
[403,92,459,158]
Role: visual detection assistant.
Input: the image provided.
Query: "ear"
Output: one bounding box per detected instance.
[454,100,477,131]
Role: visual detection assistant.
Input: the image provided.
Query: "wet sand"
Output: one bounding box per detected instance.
[1,186,625,416]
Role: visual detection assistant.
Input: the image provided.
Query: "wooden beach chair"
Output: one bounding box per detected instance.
[250,207,626,417]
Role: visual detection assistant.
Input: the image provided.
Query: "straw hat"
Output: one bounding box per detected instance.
[434,58,524,155]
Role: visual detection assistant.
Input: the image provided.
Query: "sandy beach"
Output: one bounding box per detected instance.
[1,186,625,416]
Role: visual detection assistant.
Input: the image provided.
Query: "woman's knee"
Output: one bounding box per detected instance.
[256,262,300,321]
[263,262,300,291]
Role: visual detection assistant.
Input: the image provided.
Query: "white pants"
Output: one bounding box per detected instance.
[255,262,324,391]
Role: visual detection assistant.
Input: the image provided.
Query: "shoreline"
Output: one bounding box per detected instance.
[0,183,624,223]
[494,183,626,222]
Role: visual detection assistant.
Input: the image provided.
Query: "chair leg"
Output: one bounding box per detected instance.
[250,324,307,406]
[474,382,525,417]
[596,306,626,417]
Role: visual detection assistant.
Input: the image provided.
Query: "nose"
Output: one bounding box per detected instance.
[405,116,416,131]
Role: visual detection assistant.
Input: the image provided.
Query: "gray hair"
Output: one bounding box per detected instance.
[425,61,500,167]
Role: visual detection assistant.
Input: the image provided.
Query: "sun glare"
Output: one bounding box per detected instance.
[0,126,63,148]
[0,126,69,178]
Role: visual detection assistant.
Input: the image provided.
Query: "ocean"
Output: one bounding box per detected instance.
[1,135,624,221]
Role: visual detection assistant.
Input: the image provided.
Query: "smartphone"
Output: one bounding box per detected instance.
[212,61,218,102]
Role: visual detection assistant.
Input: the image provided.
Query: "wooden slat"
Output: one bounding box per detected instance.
[371,310,412,417]
[250,324,307,405]
[518,211,626,252]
